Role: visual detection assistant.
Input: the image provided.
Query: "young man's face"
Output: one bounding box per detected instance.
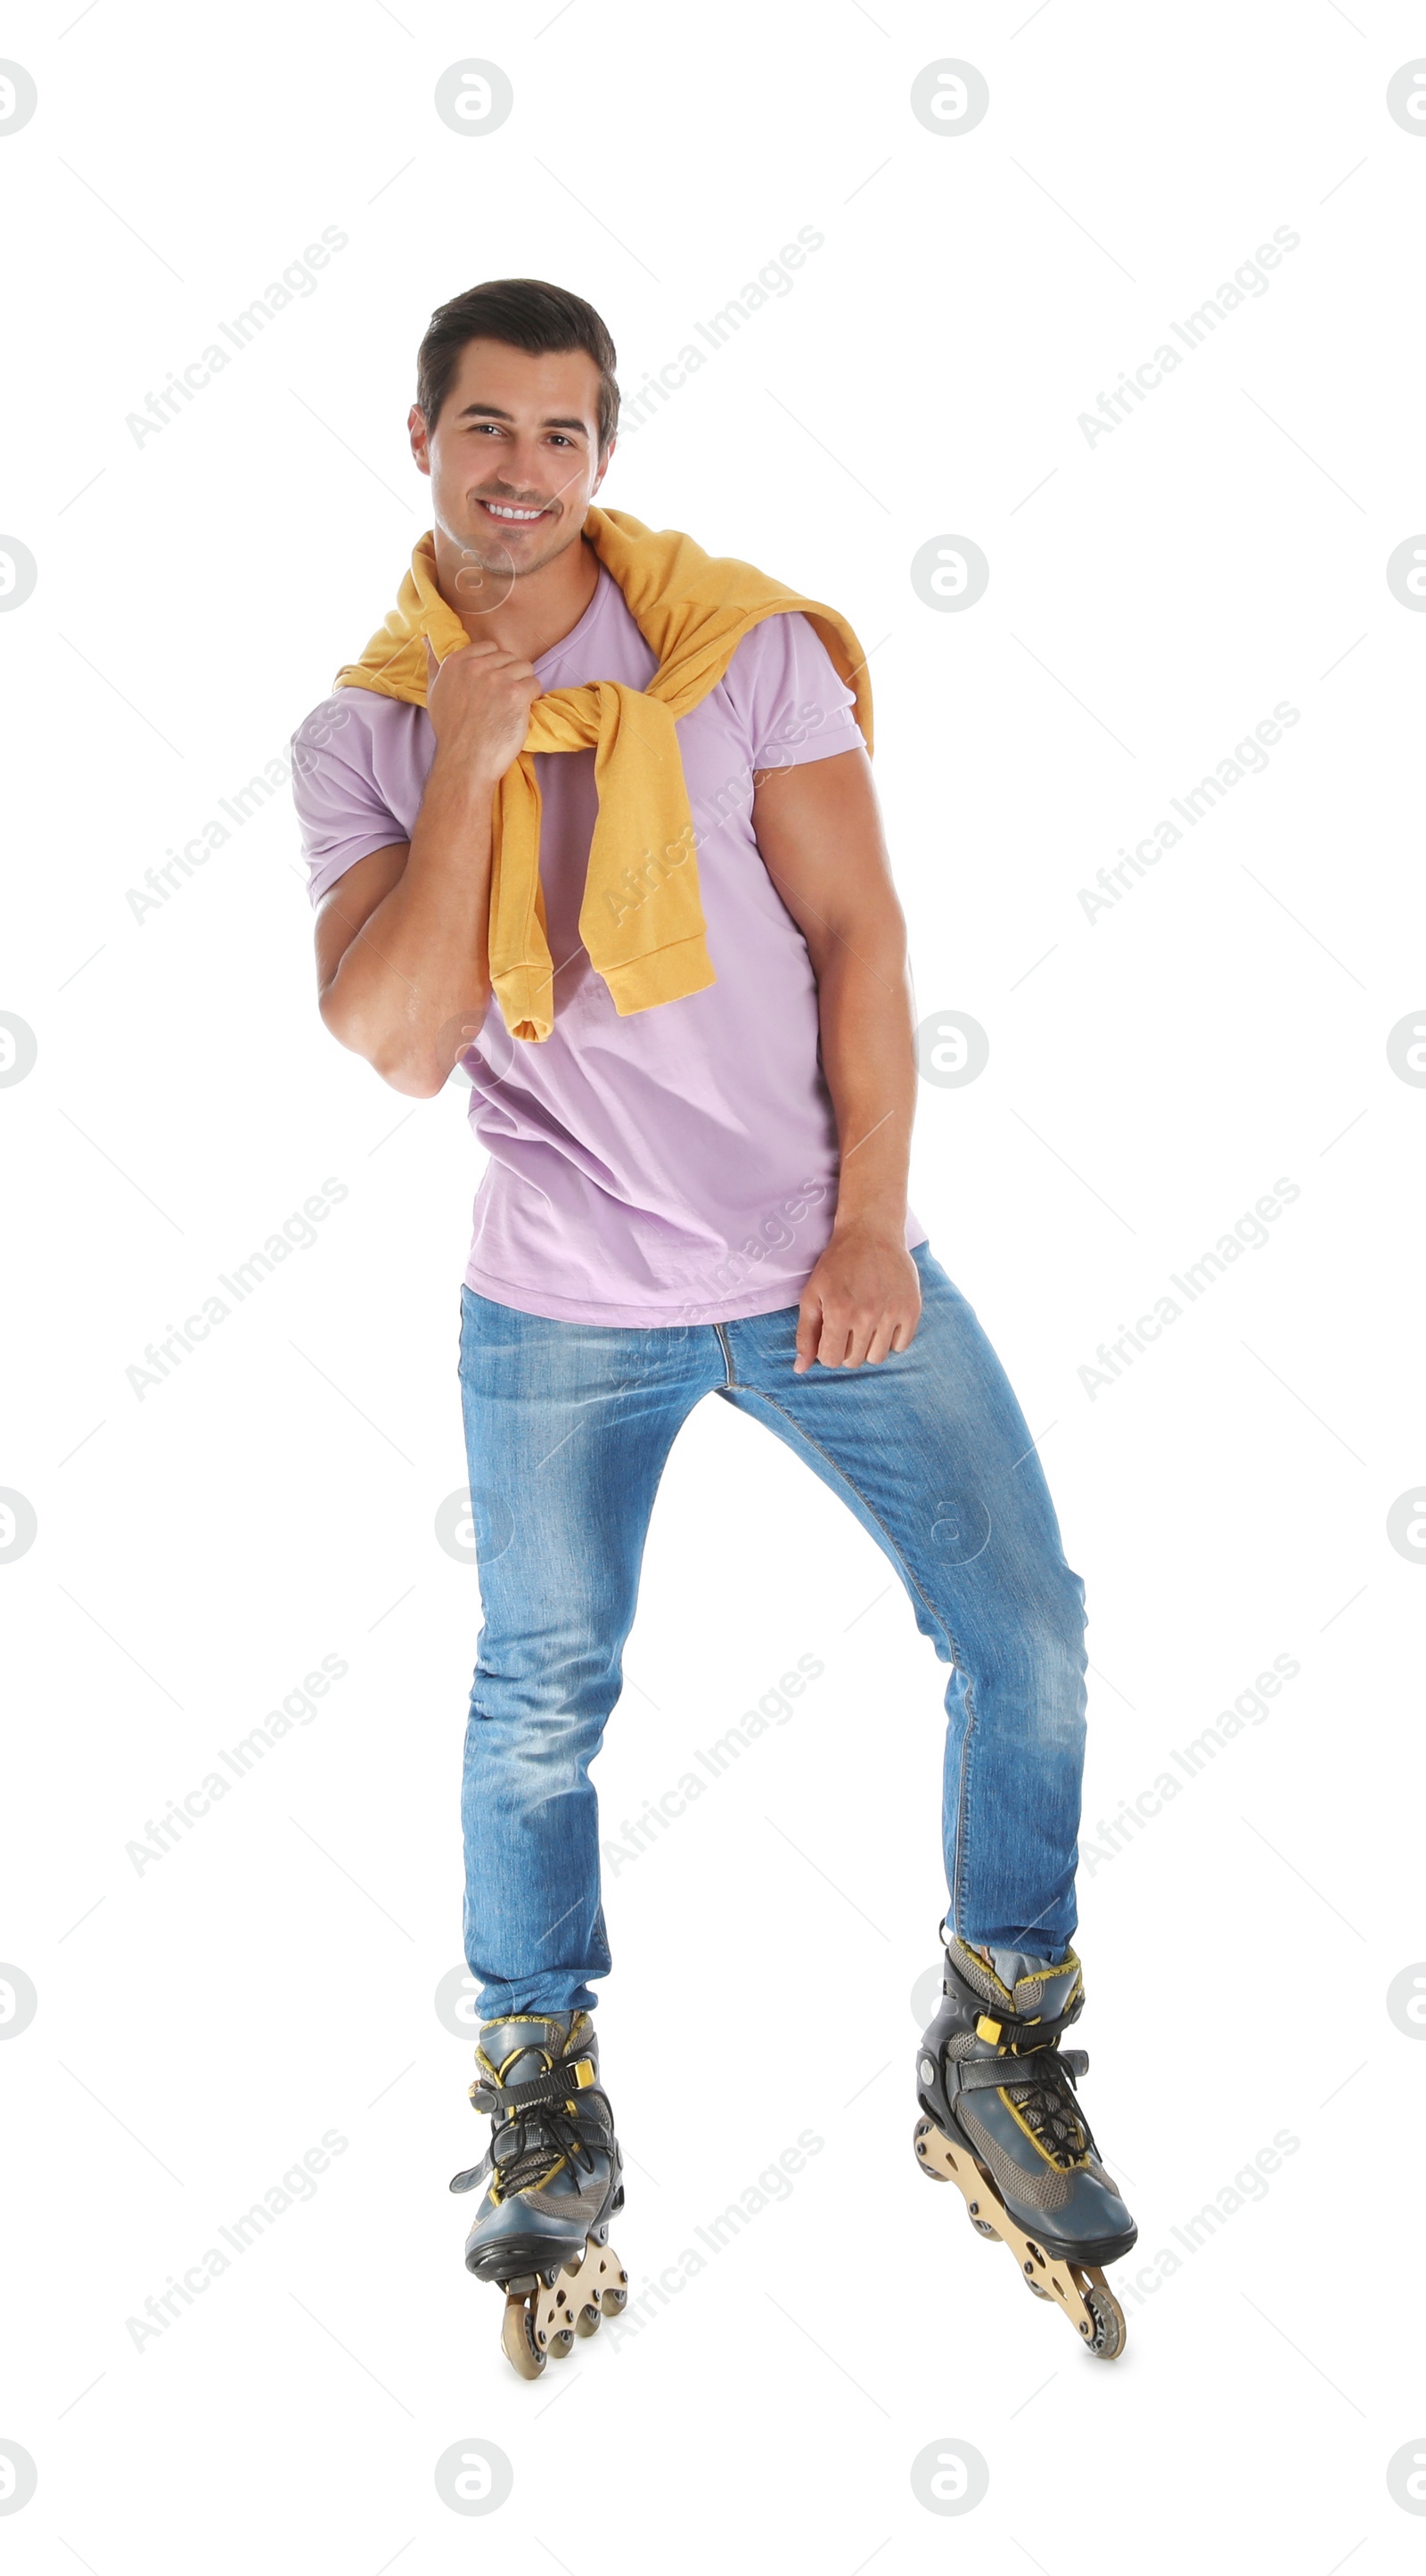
[410,337,611,580]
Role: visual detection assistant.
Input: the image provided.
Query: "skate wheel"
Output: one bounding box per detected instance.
[1081,2279,1127,2359]
[599,2283,627,2316]
[500,2295,545,2380]
[574,2301,602,2337]
[966,2205,999,2241]
[546,2327,575,2360]
[913,2115,950,2178]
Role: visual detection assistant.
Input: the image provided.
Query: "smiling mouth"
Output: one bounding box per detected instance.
[476,498,553,524]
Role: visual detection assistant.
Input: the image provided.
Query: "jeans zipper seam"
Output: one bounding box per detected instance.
[713,1322,736,1387]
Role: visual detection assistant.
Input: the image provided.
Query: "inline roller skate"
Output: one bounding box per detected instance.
[451,2009,627,2377]
[913,1929,1135,2359]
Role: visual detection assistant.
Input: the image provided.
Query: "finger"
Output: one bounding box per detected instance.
[841,1313,877,1369]
[864,1312,897,1365]
[792,1293,822,1374]
[427,633,504,672]
[879,1292,921,1361]
[815,1310,852,1369]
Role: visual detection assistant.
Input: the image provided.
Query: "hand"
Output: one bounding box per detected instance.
[793,1221,922,1372]
[423,634,540,782]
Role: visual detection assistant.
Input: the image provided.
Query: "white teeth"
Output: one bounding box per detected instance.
[484,503,545,520]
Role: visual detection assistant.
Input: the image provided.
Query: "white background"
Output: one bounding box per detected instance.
[4,1,1424,2567]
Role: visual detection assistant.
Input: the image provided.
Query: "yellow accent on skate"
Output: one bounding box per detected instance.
[957,1939,1085,2013]
[1000,2085,1091,2170]
[975,2015,1003,2044]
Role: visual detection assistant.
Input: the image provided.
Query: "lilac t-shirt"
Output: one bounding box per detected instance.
[291,560,926,1325]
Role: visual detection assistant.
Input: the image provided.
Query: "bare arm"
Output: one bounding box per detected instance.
[750,745,921,1370]
[314,636,539,1098]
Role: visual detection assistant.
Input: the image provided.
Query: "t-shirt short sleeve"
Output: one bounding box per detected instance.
[290,692,407,908]
[720,611,866,775]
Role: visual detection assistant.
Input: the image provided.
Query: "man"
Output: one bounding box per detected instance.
[291,277,1136,2378]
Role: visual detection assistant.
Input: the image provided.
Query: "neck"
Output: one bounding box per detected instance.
[431,522,602,666]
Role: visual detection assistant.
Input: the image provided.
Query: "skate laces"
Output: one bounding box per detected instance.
[1000,2047,1089,2168]
[449,2034,608,2203]
[489,2098,601,2202]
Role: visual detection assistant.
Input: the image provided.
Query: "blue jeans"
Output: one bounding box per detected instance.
[457,1240,1087,2017]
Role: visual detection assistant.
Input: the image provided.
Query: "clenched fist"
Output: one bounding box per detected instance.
[423,634,541,783]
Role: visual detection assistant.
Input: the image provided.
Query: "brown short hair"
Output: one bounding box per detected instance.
[414,277,619,452]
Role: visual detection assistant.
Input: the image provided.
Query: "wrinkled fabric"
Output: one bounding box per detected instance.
[333,508,873,1040]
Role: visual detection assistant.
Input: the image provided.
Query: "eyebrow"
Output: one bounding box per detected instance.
[454,402,590,435]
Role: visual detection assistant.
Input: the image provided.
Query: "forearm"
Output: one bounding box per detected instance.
[814,920,917,1235]
[322,753,498,1095]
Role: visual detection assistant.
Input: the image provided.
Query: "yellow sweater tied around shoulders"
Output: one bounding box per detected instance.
[333,507,873,1044]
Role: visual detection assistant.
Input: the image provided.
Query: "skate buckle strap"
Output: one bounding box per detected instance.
[469,2055,597,2117]
[957,2043,1089,2093]
[972,2000,1081,2054]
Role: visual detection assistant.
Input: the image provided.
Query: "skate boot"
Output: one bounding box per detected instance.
[449,2008,628,2378]
[912,1930,1135,2359]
